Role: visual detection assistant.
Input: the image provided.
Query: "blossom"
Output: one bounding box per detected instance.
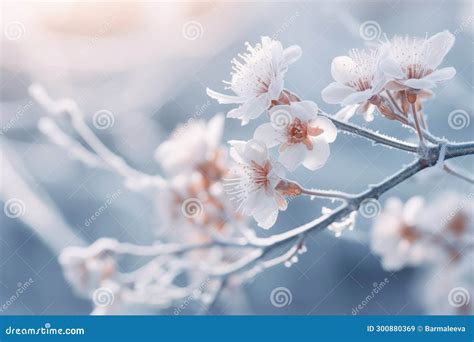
[206,37,302,125]
[420,250,474,315]
[59,238,118,298]
[380,31,456,91]
[224,139,288,229]
[370,196,438,271]
[154,114,226,182]
[156,173,244,240]
[321,48,386,122]
[418,192,474,252]
[253,101,337,171]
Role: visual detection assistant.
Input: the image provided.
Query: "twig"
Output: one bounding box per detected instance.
[29,84,166,191]
[319,112,419,154]
[443,162,474,184]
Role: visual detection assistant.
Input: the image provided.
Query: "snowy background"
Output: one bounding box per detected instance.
[1,0,473,315]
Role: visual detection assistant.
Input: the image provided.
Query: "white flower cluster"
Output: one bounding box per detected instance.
[207,32,456,229]
[208,37,337,229]
[40,29,471,316]
[371,193,474,314]
[154,114,247,240]
[322,31,455,122]
[371,193,473,271]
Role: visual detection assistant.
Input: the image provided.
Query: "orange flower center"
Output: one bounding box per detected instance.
[284,118,324,151]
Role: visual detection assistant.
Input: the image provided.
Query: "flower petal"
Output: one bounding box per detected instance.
[254,123,284,148]
[290,100,318,121]
[248,188,271,216]
[309,116,337,143]
[361,103,375,122]
[267,72,284,99]
[283,45,303,65]
[275,192,288,211]
[402,196,425,227]
[423,67,456,83]
[228,140,247,163]
[271,160,286,179]
[278,143,307,171]
[227,94,270,125]
[403,78,436,90]
[253,201,279,229]
[206,88,247,104]
[331,56,355,84]
[321,82,355,104]
[341,89,374,106]
[243,139,268,165]
[302,139,330,171]
[380,57,405,79]
[207,114,225,149]
[424,31,455,70]
[334,105,358,122]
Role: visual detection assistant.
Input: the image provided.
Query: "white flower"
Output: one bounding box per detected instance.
[155,114,225,179]
[380,31,456,91]
[156,172,244,240]
[253,101,337,171]
[322,48,386,122]
[59,238,118,298]
[224,139,287,229]
[420,251,474,315]
[370,196,437,271]
[418,192,473,248]
[206,37,302,125]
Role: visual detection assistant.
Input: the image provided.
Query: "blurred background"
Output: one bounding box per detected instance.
[0,0,472,315]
